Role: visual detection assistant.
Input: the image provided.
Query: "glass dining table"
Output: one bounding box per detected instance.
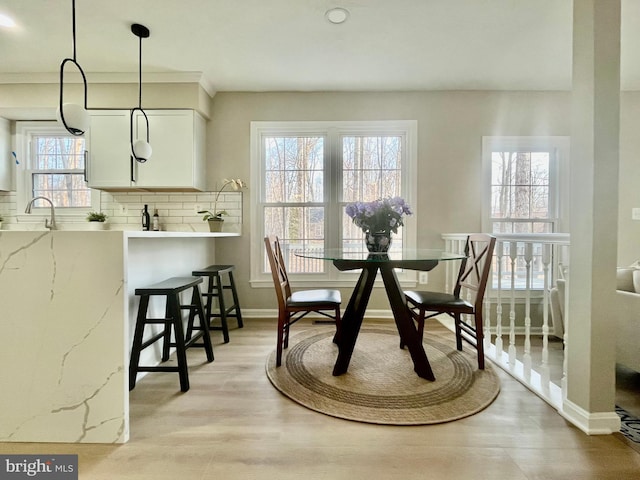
[294,248,466,381]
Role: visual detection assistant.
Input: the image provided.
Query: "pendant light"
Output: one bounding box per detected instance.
[57,0,90,136]
[130,23,152,163]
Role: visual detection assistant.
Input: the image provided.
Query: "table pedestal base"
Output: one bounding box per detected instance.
[332,259,438,381]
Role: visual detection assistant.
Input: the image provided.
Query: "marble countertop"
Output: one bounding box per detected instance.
[0,228,240,238]
[124,231,240,238]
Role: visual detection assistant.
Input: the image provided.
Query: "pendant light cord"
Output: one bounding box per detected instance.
[58,0,89,135]
[71,0,77,61]
[138,34,143,109]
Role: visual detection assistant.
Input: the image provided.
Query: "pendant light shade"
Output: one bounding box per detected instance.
[57,0,90,136]
[132,138,153,160]
[130,23,152,163]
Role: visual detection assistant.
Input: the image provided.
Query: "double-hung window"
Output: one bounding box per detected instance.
[16,122,99,219]
[482,136,569,289]
[251,121,417,286]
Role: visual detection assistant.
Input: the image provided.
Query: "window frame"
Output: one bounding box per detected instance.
[250,120,418,287]
[481,136,570,235]
[15,121,100,223]
[481,136,570,293]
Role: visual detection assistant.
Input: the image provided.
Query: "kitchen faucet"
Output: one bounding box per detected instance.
[25,196,57,230]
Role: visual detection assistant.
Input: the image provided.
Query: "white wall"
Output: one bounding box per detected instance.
[207,91,572,311]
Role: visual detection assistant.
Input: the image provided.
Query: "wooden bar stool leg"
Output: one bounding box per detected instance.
[204,275,215,330]
[228,271,243,328]
[215,274,230,343]
[129,295,150,391]
[161,298,172,362]
[169,293,190,392]
[192,284,214,361]
[185,288,197,341]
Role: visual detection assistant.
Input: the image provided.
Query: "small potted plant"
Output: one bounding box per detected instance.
[198,178,246,232]
[86,211,108,230]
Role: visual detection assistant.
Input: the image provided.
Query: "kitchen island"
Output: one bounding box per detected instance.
[0,230,237,444]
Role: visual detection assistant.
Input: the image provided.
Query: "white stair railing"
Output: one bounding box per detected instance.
[442,233,570,409]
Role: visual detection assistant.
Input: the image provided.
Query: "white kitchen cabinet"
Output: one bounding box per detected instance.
[86,110,131,189]
[0,117,12,191]
[134,110,206,190]
[87,109,206,191]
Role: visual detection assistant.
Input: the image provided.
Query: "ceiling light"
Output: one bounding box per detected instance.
[0,13,16,28]
[57,0,90,136]
[325,7,349,24]
[130,23,152,163]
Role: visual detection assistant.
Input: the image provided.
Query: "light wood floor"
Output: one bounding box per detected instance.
[2,319,640,480]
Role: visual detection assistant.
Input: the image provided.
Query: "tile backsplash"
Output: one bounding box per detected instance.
[0,190,243,233]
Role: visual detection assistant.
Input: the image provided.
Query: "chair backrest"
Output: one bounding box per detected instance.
[264,235,292,314]
[453,234,497,309]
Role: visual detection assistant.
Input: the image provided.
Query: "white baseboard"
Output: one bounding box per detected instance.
[559,399,622,435]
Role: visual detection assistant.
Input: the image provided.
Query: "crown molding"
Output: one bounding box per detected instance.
[0,72,216,97]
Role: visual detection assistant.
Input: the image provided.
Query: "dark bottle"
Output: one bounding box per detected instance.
[142,204,150,231]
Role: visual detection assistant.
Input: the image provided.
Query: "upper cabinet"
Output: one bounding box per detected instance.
[86,111,131,189]
[86,109,206,191]
[0,118,12,191]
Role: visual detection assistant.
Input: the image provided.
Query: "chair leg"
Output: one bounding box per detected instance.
[454,313,463,351]
[474,313,485,370]
[276,315,286,367]
[283,313,292,350]
[332,307,341,344]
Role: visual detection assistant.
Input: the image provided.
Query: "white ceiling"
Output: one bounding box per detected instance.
[0,0,638,94]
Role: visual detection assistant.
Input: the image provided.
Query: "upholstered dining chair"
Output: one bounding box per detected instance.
[264,235,342,367]
[403,234,496,369]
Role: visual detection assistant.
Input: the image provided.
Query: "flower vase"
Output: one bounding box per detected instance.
[365,231,391,252]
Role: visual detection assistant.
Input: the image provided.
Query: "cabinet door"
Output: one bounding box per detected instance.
[134,110,200,189]
[87,111,131,189]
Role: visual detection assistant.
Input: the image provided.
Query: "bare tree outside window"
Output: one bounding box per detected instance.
[491,151,552,234]
[263,133,407,274]
[264,136,326,273]
[342,135,404,251]
[31,135,90,208]
[491,150,553,288]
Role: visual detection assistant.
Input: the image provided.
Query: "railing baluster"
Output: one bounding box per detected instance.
[540,243,552,391]
[523,242,533,380]
[560,247,570,396]
[494,240,504,360]
[508,241,518,369]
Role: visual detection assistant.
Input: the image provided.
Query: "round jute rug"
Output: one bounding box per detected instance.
[266,326,500,425]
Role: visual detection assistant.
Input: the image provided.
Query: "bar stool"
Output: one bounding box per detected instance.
[129,276,214,392]
[192,265,243,343]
